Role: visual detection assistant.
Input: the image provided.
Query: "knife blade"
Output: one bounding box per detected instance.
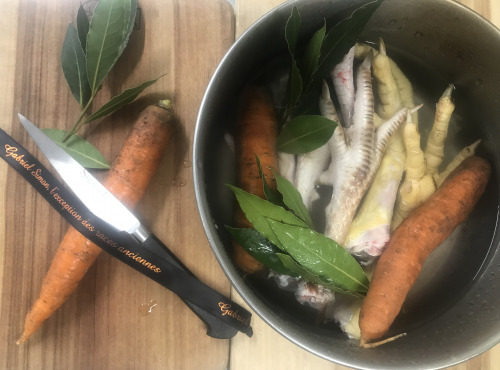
[18,113,238,338]
[18,114,145,238]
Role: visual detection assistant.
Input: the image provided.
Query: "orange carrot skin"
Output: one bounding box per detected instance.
[359,156,491,343]
[234,87,279,274]
[18,104,174,344]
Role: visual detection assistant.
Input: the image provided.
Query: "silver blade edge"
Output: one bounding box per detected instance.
[18,113,145,238]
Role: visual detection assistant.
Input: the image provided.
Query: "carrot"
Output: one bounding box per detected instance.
[359,156,491,346]
[233,87,279,274]
[17,101,175,344]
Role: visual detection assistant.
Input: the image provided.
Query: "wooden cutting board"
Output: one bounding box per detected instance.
[0,1,234,369]
[2,1,500,370]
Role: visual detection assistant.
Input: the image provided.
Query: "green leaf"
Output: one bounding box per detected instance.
[277,253,363,298]
[268,220,369,293]
[76,4,90,52]
[227,185,306,249]
[83,77,159,124]
[285,6,301,56]
[277,115,337,154]
[273,170,313,228]
[282,7,303,122]
[255,154,283,206]
[42,129,110,169]
[226,227,298,276]
[255,155,313,228]
[86,0,131,93]
[314,0,384,81]
[118,0,138,56]
[287,59,303,114]
[300,20,326,89]
[280,1,383,120]
[61,24,91,107]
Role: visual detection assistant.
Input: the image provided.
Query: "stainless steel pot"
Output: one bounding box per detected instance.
[193,1,500,368]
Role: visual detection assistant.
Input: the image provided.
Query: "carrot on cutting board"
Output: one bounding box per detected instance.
[359,156,491,347]
[17,101,175,344]
[233,87,279,274]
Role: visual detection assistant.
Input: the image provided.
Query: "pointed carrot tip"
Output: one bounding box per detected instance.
[16,332,28,345]
[359,333,407,348]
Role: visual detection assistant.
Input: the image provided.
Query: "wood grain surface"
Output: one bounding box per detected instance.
[0,1,234,369]
[0,1,499,369]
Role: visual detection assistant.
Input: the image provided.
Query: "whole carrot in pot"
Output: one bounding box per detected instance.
[359,155,491,346]
[233,87,279,274]
[17,101,175,344]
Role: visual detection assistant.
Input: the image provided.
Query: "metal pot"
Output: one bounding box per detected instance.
[193,0,500,368]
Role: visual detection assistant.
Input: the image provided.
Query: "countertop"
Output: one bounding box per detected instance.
[1,0,500,369]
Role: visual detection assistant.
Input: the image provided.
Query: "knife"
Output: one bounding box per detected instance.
[17,113,239,339]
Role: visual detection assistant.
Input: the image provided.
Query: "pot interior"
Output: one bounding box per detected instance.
[194,0,500,368]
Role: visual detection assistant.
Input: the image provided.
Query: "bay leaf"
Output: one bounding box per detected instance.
[76,4,90,52]
[227,185,306,249]
[277,115,336,154]
[83,77,159,124]
[300,20,326,89]
[285,6,301,56]
[42,129,110,169]
[61,24,91,107]
[255,154,283,207]
[118,0,138,56]
[286,58,303,116]
[280,1,383,121]
[281,7,303,122]
[268,220,369,293]
[314,0,384,82]
[86,0,131,93]
[226,227,298,276]
[273,170,313,228]
[277,253,363,298]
